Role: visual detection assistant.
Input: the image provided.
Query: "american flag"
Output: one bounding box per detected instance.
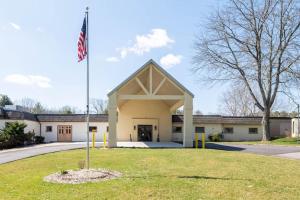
[78,17,87,62]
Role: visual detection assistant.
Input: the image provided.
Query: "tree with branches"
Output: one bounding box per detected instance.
[194,0,300,141]
[90,99,108,114]
[0,95,13,107]
[219,84,259,116]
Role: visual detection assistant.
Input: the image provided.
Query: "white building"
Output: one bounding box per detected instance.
[0,60,293,146]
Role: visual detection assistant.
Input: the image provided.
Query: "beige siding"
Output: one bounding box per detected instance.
[24,120,40,135]
[222,125,262,141]
[172,123,223,141]
[41,122,108,142]
[172,123,262,142]
[117,100,172,142]
[270,119,291,137]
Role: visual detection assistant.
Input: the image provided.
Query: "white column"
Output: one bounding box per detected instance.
[108,92,117,147]
[183,93,193,147]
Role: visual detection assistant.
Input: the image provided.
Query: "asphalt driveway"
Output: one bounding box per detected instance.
[1,142,300,164]
[207,142,300,159]
[0,142,89,164]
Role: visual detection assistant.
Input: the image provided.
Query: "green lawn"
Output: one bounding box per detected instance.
[0,149,300,200]
[221,137,300,146]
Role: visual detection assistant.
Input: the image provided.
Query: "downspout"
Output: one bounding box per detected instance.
[39,121,42,136]
[36,114,42,136]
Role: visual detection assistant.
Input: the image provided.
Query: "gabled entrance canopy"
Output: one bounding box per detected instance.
[107,59,194,147]
[108,59,194,110]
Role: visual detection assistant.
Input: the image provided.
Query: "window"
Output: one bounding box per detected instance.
[249,128,258,134]
[57,125,72,134]
[172,126,182,133]
[293,121,295,133]
[46,126,52,132]
[89,126,97,132]
[223,127,234,134]
[195,127,205,133]
[106,126,109,132]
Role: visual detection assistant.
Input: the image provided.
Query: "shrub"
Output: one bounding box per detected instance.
[60,169,68,175]
[0,122,35,149]
[208,133,223,142]
[0,132,9,149]
[34,136,45,144]
[25,131,35,145]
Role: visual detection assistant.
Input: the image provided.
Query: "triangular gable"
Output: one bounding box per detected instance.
[107,59,194,97]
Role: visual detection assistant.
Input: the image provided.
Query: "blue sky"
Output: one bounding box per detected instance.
[0,0,229,113]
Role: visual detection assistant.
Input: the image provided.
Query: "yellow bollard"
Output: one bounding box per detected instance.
[92,130,95,148]
[195,133,198,149]
[202,133,205,149]
[103,132,106,148]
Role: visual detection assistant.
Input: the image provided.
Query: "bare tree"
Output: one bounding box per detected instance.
[90,99,108,114]
[194,110,203,115]
[194,0,300,141]
[59,106,77,114]
[16,98,36,112]
[219,84,259,116]
[31,102,46,114]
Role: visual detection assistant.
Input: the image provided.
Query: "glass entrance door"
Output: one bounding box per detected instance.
[138,125,153,141]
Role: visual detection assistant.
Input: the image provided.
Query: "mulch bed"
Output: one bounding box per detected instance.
[44,169,122,184]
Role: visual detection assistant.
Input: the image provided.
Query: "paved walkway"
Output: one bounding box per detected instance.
[0,142,182,164]
[275,152,300,159]
[117,142,182,148]
[1,142,300,164]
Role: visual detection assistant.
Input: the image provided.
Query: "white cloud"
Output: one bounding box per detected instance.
[118,29,174,58]
[9,22,21,31]
[106,57,119,62]
[36,27,44,32]
[160,54,183,69]
[4,74,52,88]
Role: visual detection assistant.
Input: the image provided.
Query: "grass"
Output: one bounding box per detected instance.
[221,137,300,146]
[270,137,300,145]
[0,149,300,200]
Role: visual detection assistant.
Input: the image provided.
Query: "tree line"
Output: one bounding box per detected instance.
[218,84,298,117]
[0,94,108,114]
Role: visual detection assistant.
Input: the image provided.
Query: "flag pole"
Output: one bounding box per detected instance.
[85,6,90,169]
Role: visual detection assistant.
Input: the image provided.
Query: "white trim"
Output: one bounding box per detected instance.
[153,77,166,95]
[135,77,149,95]
[118,95,184,100]
[170,100,184,112]
[149,66,153,94]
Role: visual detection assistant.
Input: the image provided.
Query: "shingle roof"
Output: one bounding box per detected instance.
[0,110,38,121]
[172,115,291,125]
[0,109,108,122]
[36,114,108,122]
[0,109,291,124]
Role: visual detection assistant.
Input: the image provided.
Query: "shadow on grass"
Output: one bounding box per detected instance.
[205,143,245,152]
[177,175,250,181]
[124,175,251,181]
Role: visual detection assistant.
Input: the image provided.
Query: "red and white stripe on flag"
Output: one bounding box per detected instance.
[78,17,87,62]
